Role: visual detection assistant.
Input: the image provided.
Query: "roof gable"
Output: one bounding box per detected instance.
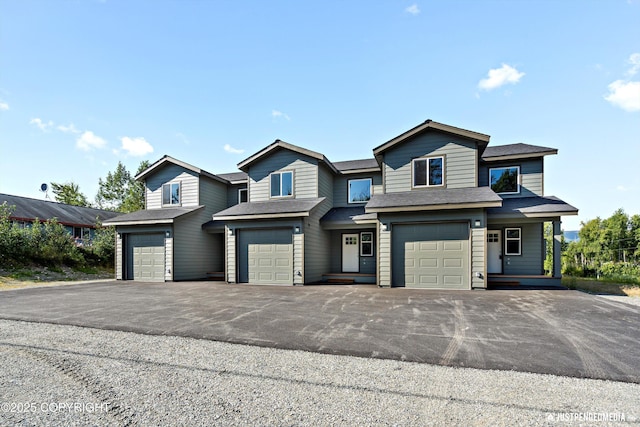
[136,155,229,184]
[373,120,490,162]
[237,140,338,174]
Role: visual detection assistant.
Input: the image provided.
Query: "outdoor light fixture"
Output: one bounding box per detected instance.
[228,228,234,236]
[117,233,121,239]
[381,223,388,231]
[165,230,171,238]
[294,226,301,233]
[474,220,481,227]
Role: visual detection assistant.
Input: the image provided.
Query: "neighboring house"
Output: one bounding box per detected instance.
[104,119,577,288]
[0,193,119,241]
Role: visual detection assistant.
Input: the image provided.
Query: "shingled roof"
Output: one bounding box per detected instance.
[213,198,325,220]
[365,187,502,213]
[103,206,204,226]
[1,193,119,227]
[482,143,557,161]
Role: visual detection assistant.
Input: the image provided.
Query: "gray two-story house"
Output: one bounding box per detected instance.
[104,119,577,288]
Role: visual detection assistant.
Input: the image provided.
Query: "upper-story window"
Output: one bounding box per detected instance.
[412,156,444,188]
[238,188,248,203]
[348,178,372,203]
[270,171,293,198]
[490,166,520,194]
[162,182,180,206]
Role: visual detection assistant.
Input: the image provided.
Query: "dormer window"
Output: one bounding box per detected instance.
[270,171,293,198]
[162,182,180,206]
[238,188,248,203]
[490,166,520,194]
[412,156,444,188]
[348,178,372,203]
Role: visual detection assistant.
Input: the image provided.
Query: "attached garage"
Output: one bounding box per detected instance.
[392,222,470,289]
[238,229,293,285]
[126,233,166,282]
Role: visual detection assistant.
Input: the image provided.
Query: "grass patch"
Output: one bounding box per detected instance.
[72,265,99,275]
[48,265,64,274]
[563,276,640,297]
[9,269,37,280]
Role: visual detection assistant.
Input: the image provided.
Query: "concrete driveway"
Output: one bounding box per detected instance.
[0,281,638,383]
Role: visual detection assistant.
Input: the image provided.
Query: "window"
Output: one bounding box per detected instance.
[490,166,520,194]
[412,156,444,188]
[348,178,372,203]
[162,182,180,206]
[238,188,248,203]
[360,232,373,256]
[270,171,293,198]
[505,228,521,255]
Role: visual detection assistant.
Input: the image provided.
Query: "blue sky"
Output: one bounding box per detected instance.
[1,0,639,230]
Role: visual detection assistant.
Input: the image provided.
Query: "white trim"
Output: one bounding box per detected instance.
[489,166,521,195]
[504,227,522,256]
[214,212,311,221]
[270,170,294,198]
[348,178,372,204]
[360,231,373,256]
[162,182,181,207]
[412,156,444,188]
[366,200,503,213]
[238,188,248,204]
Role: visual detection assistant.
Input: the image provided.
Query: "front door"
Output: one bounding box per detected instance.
[342,233,359,273]
[487,230,502,274]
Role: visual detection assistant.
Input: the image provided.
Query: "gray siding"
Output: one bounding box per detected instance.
[479,158,544,198]
[248,150,318,202]
[226,184,247,207]
[332,172,382,208]
[494,222,544,275]
[329,230,377,274]
[383,132,478,193]
[318,164,334,203]
[145,164,200,208]
[303,200,333,283]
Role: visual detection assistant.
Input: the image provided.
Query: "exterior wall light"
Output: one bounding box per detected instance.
[294,226,301,234]
[165,230,171,238]
[117,233,122,240]
[474,220,481,228]
[228,228,234,236]
[381,223,388,232]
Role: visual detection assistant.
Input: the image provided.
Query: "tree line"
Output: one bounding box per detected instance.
[563,208,640,281]
[51,160,150,213]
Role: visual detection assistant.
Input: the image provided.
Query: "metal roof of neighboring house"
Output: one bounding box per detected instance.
[213,198,325,221]
[135,155,229,184]
[0,193,119,227]
[320,206,377,225]
[365,187,502,213]
[481,143,558,161]
[216,171,248,184]
[486,196,578,218]
[237,140,339,174]
[373,120,491,161]
[102,206,204,226]
[333,158,380,173]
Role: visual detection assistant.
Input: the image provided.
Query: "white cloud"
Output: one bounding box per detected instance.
[405,4,420,15]
[224,144,245,154]
[604,80,640,112]
[478,64,525,91]
[120,136,154,156]
[271,109,291,120]
[0,101,8,111]
[57,123,81,134]
[76,131,107,151]
[627,53,640,76]
[30,117,54,131]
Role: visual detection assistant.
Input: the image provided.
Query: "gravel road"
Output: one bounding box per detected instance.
[1,319,637,426]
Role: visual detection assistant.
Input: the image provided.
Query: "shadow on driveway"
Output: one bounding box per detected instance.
[0,281,638,383]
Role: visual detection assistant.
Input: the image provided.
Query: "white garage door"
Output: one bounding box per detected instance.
[238,229,293,285]
[392,223,469,289]
[127,233,165,282]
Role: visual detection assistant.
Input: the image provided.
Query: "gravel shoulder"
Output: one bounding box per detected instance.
[0,319,637,426]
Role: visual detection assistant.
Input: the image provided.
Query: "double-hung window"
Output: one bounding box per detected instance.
[162,182,180,206]
[238,188,248,203]
[505,228,522,255]
[270,171,293,198]
[348,178,372,203]
[412,156,444,188]
[360,232,373,256]
[489,166,520,194]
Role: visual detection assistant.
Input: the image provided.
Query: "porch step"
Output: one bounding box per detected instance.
[328,278,355,284]
[206,272,225,281]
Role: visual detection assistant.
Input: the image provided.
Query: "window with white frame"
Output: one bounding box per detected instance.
[412,156,444,188]
[270,171,293,198]
[348,178,372,203]
[360,232,373,256]
[238,188,248,203]
[162,182,180,206]
[490,166,520,194]
[505,228,522,255]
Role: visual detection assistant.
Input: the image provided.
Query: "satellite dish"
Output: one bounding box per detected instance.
[40,183,48,192]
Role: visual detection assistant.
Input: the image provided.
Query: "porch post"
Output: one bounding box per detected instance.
[553,220,562,278]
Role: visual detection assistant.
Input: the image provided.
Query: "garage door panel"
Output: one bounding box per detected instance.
[239,230,293,285]
[128,233,165,282]
[392,223,469,289]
